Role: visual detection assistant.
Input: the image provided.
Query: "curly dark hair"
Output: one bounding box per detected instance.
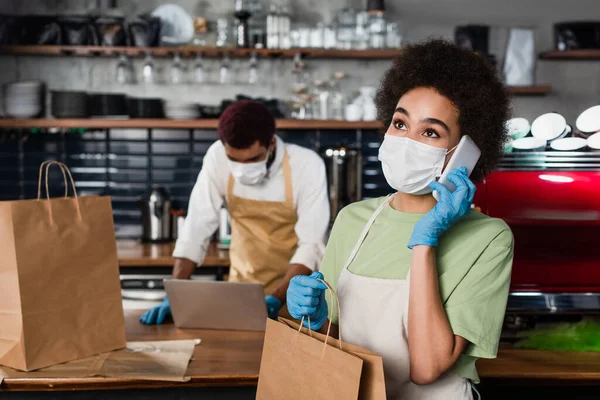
[375,38,512,181]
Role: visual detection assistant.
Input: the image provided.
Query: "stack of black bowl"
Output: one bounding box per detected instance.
[127,97,165,118]
[51,91,88,118]
[88,93,128,118]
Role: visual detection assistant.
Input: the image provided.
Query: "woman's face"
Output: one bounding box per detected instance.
[386,87,461,165]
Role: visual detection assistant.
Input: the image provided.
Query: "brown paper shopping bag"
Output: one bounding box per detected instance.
[256,279,386,400]
[0,161,126,371]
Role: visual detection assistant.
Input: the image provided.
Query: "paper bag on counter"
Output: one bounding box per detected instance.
[256,280,386,400]
[0,161,126,371]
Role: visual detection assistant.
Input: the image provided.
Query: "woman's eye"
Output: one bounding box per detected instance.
[393,120,406,130]
[422,129,440,138]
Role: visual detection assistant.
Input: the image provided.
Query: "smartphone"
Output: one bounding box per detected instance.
[433,135,481,201]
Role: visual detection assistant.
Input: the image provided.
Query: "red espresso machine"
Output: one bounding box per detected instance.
[473,151,600,333]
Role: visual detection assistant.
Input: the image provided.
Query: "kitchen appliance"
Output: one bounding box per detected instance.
[473,152,600,324]
[554,21,600,50]
[320,145,362,225]
[140,186,174,243]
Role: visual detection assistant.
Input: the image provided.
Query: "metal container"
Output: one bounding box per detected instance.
[140,186,172,243]
[320,146,362,225]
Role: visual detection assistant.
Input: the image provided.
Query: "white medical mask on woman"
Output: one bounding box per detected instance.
[378,134,456,195]
[228,148,271,186]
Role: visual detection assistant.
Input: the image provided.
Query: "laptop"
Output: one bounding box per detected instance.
[163,279,268,331]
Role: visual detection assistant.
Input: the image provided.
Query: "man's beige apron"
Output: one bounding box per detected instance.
[227,151,298,305]
[338,194,474,399]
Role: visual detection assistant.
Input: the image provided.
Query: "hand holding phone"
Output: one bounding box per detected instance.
[433,135,481,201]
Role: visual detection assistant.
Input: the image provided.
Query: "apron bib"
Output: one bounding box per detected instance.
[337,195,474,400]
[227,151,298,299]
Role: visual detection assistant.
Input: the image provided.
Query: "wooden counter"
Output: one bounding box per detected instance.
[3,310,600,395]
[117,240,229,268]
[1,310,263,392]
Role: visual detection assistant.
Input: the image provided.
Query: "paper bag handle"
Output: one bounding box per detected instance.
[37,160,68,200]
[36,160,82,221]
[299,278,343,351]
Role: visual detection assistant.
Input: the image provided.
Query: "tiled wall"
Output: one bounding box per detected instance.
[0,127,387,238]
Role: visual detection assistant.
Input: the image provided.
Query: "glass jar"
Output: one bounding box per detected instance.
[368,12,386,49]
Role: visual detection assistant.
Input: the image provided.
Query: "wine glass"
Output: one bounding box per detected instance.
[192,53,206,84]
[248,52,258,84]
[141,52,155,84]
[219,52,231,84]
[170,52,185,84]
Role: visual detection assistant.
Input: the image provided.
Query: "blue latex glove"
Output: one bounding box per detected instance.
[265,295,282,320]
[139,296,171,325]
[408,167,476,249]
[286,271,328,330]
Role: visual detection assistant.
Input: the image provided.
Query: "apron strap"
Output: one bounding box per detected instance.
[281,151,293,206]
[227,173,235,206]
[342,194,396,271]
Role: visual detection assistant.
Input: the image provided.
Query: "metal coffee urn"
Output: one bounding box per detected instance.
[320,145,362,225]
[140,186,173,243]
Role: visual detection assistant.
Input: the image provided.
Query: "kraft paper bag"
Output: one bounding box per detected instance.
[256,279,386,400]
[280,318,387,400]
[0,161,126,371]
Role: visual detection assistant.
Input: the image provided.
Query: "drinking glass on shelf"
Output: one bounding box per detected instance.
[386,22,402,48]
[170,52,185,84]
[323,24,337,49]
[355,12,370,49]
[219,52,232,84]
[192,53,206,84]
[329,72,347,120]
[336,8,356,49]
[369,12,386,48]
[116,54,133,84]
[216,18,232,48]
[310,23,324,48]
[141,52,155,84]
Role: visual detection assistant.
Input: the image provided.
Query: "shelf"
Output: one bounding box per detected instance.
[539,49,600,60]
[506,85,552,96]
[0,45,400,59]
[0,118,383,130]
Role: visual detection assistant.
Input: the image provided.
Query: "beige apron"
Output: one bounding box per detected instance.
[337,195,475,400]
[226,151,298,298]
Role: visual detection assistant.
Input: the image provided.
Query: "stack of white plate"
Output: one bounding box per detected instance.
[512,137,547,152]
[587,132,600,150]
[3,81,45,118]
[577,105,600,140]
[531,112,570,142]
[163,100,199,120]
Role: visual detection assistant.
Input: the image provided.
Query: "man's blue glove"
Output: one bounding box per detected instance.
[140,296,171,325]
[408,167,476,249]
[265,295,282,320]
[286,271,328,330]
